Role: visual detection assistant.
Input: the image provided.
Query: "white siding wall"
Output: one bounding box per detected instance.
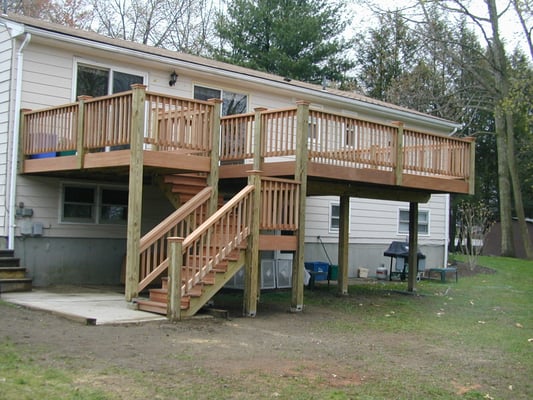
[304,194,449,275]
[0,27,13,239]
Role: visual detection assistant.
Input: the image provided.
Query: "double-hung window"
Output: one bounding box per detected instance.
[398,209,429,235]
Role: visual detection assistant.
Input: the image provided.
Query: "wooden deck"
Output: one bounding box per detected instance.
[17,87,475,317]
[20,87,474,195]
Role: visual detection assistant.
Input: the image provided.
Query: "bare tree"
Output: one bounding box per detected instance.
[90,0,216,55]
[414,0,533,259]
[457,199,494,269]
[5,0,93,28]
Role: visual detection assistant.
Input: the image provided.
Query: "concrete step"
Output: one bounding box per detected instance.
[0,278,33,293]
[0,257,21,268]
[0,267,27,279]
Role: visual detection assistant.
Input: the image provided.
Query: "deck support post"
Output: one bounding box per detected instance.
[407,201,418,292]
[75,95,91,169]
[207,98,223,216]
[125,84,147,301]
[244,170,262,317]
[167,237,183,322]
[467,137,476,195]
[393,121,404,186]
[291,101,310,312]
[253,107,267,170]
[338,195,350,295]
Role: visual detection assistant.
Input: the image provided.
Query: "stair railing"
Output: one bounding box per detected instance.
[180,185,254,296]
[138,186,212,292]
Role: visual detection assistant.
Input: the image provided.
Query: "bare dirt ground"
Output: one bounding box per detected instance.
[0,264,521,399]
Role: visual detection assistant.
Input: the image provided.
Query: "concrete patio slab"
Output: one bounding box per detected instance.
[1,286,167,325]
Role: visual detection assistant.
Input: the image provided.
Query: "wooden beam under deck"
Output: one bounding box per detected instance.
[259,234,297,251]
[307,180,431,203]
[22,150,211,175]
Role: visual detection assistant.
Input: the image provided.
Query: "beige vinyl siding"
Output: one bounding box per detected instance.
[305,194,448,246]
[15,176,174,239]
[20,43,73,108]
[0,27,12,236]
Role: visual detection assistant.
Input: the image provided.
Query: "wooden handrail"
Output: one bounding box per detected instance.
[138,187,212,293]
[180,185,254,295]
[260,177,300,230]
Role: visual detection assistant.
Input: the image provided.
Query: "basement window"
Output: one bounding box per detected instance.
[398,209,430,235]
[61,184,128,224]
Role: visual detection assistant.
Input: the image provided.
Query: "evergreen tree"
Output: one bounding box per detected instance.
[212,0,354,84]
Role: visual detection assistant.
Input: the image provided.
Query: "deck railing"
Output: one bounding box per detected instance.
[260,177,299,230]
[21,92,473,185]
[22,88,214,157]
[137,187,212,293]
[23,103,79,155]
[219,107,472,182]
[180,185,254,296]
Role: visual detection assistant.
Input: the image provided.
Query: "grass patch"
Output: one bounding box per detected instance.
[0,342,113,400]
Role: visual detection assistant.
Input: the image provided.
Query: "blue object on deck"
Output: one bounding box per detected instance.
[30,152,57,159]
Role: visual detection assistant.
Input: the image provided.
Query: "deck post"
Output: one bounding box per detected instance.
[338,194,350,295]
[76,95,91,169]
[167,237,183,321]
[244,170,262,317]
[291,101,310,311]
[125,84,147,301]
[407,202,418,292]
[467,137,476,195]
[253,107,267,170]
[17,109,31,174]
[393,121,404,186]
[207,98,223,216]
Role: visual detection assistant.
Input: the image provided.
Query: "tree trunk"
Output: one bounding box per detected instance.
[495,108,515,257]
[488,0,515,257]
[506,111,533,259]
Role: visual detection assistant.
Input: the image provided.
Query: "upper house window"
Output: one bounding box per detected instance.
[76,64,144,98]
[193,85,248,116]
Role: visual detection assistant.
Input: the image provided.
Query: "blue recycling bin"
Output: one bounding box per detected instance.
[304,261,329,281]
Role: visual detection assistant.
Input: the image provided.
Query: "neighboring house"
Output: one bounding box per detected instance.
[0,14,474,318]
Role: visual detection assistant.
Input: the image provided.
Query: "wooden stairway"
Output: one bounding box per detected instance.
[136,247,246,317]
[0,249,32,293]
[135,178,253,319]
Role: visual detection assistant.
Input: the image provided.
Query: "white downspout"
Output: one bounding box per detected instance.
[444,193,450,268]
[7,32,31,250]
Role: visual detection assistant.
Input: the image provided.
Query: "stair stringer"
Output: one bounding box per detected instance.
[182,248,246,318]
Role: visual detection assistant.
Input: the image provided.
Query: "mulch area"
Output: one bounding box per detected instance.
[454,261,497,278]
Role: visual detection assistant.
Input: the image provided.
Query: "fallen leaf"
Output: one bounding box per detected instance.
[483,394,494,400]
[515,323,523,328]
[528,338,533,342]
[478,321,486,324]
[470,300,475,305]
[508,385,513,391]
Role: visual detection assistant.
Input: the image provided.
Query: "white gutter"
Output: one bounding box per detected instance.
[19,24,461,133]
[7,31,31,249]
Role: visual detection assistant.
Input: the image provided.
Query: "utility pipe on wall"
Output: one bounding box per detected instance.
[7,31,31,249]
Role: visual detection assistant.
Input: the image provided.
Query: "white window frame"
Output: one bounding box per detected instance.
[60,182,128,225]
[398,208,430,236]
[328,201,351,233]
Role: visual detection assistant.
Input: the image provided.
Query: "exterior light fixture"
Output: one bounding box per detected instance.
[169,71,178,86]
